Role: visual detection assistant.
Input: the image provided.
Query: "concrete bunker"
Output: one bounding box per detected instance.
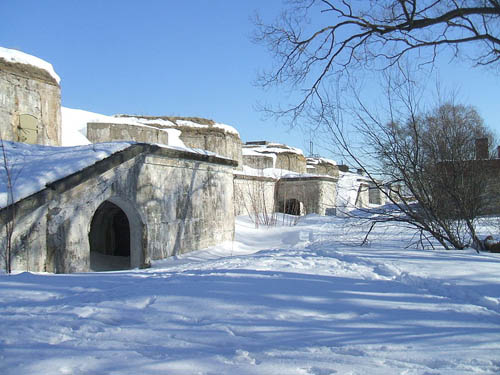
[88,197,144,271]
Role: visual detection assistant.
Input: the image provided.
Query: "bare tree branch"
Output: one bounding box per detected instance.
[254,0,500,119]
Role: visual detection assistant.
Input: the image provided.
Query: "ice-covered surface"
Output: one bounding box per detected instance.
[0,46,60,84]
[61,107,185,148]
[0,141,132,208]
[1,214,500,374]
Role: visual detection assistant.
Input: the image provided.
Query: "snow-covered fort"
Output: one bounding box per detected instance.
[0,47,379,273]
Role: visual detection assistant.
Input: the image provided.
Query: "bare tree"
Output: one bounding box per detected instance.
[255,1,500,249]
[254,0,500,120]
[319,67,495,250]
[1,139,16,273]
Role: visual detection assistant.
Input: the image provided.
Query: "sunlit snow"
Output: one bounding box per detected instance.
[1,215,499,375]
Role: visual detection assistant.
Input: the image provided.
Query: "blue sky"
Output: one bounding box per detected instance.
[1,1,499,155]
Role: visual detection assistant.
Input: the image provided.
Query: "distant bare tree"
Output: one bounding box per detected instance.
[321,69,495,250]
[255,1,499,249]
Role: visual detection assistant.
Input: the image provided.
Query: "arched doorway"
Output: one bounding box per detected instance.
[284,198,302,216]
[89,200,132,271]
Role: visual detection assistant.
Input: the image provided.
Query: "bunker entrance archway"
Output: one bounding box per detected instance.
[278,198,303,216]
[89,200,136,271]
[285,198,302,216]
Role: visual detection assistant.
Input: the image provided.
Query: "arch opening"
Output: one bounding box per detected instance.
[284,198,302,216]
[89,200,131,271]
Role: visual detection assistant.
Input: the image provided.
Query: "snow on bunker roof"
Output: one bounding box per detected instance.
[114,115,240,137]
[0,141,132,209]
[243,141,304,156]
[0,46,60,85]
[306,156,337,166]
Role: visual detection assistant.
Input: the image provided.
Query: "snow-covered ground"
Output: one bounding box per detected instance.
[1,215,500,375]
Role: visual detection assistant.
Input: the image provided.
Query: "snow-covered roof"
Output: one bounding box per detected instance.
[306,156,337,166]
[243,142,304,156]
[0,141,131,208]
[0,139,235,209]
[242,148,275,158]
[0,47,60,84]
[61,107,186,148]
[113,115,240,137]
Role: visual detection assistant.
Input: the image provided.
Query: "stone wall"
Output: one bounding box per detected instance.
[0,144,235,273]
[274,152,306,173]
[369,185,386,205]
[233,174,277,219]
[276,176,337,216]
[243,142,307,173]
[355,182,371,208]
[242,154,274,170]
[306,159,339,178]
[176,127,243,168]
[87,122,169,145]
[0,57,61,145]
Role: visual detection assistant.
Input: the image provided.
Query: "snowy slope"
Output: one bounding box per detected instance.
[0,141,131,208]
[1,215,499,375]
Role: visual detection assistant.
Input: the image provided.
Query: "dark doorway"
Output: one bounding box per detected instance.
[284,198,301,216]
[89,201,131,271]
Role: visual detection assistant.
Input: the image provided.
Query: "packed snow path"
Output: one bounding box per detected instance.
[1,215,500,374]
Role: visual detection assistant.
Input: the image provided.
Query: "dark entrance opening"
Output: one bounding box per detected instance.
[89,201,131,271]
[284,198,301,216]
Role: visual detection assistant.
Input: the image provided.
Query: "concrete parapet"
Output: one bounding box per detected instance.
[87,122,169,145]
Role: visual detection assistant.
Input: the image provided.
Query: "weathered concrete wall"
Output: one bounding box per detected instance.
[242,154,274,170]
[0,58,61,145]
[306,162,339,178]
[276,177,337,216]
[177,128,243,169]
[0,145,235,273]
[274,152,306,173]
[369,184,386,205]
[355,182,371,208]
[87,122,169,145]
[140,154,234,260]
[243,143,306,173]
[233,174,276,218]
